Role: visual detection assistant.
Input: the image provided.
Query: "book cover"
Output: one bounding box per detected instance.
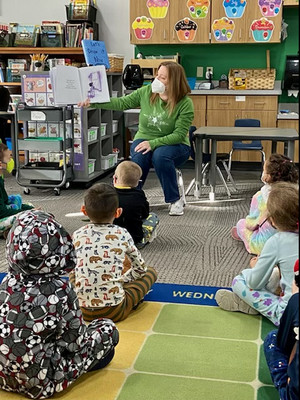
[14,25,39,47]
[50,65,109,106]
[82,40,110,68]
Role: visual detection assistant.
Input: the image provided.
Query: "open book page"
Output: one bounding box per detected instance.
[50,65,83,106]
[78,65,110,104]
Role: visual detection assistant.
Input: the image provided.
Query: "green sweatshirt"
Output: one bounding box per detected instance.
[91,84,194,150]
[0,177,33,219]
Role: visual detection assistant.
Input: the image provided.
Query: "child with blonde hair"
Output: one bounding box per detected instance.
[113,160,159,248]
[231,154,298,255]
[216,182,299,326]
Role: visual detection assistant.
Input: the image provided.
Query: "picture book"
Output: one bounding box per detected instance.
[82,40,110,68]
[50,65,109,106]
[21,71,54,107]
[14,25,39,47]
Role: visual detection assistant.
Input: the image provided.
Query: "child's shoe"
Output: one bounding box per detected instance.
[231,226,242,241]
[215,289,259,315]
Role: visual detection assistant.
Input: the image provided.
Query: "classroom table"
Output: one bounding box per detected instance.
[193,126,299,201]
[0,111,17,164]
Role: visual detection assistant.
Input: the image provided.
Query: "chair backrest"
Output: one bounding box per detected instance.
[234,119,260,128]
[189,125,197,161]
[233,118,262,148]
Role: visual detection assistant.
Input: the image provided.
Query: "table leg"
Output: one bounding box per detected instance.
[194,135,203,199]
[286,140,295,160]
[271,140,277,154]
[11,114,17,173]
[209,139,217,201]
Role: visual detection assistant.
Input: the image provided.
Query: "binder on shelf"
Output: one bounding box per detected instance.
[82,40,110,68]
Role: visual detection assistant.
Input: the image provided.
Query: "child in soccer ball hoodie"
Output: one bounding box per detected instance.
[0,210,119,399]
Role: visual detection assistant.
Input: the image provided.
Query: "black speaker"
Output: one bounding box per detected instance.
[122,64,144,90]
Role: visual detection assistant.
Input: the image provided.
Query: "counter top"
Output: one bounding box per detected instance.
[277,102,299,120]
[190,80,282,95]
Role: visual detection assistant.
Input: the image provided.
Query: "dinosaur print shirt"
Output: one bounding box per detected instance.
[73,224,147,308]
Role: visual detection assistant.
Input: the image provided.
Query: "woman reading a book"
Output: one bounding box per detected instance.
[79,62,194,216]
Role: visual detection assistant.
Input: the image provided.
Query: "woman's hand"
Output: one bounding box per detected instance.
[134,141,151,155]
[250,256,258,268]
[77,98,90,108]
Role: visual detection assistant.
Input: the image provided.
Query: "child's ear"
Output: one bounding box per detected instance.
[80,205,88,216]
[113,174,117,184]
[115,207,122,219]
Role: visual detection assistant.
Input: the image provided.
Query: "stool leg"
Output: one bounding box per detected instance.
[216,165,231,198]
[227,149,234,181]
[185,178,195,196]
[176,169,186,205]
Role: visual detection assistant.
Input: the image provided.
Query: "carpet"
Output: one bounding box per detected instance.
[0,285,279,400]
[0,169,262,289]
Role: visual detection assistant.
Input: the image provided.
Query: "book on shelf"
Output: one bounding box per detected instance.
[7,59,27,82]
[50,64,109,106]
[65,22,95,47]
[14,25,39,47]
[41,21,64,35]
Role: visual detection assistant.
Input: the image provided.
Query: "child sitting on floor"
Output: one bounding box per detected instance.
[0,143,34,238]
[113,160,159,249]
[0,210,119,399]
[263,259,299,400]
[216,182,299,326]
[72,183,157,322]
[231,154,298,255]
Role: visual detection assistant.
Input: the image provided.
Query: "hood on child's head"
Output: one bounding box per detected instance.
[6,210,76,277]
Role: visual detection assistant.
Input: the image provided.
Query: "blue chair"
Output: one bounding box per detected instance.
[227,119,265,175]
[185,126,237,198]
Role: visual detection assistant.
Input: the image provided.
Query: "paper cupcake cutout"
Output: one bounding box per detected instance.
[147,0,169,18]
[250,17,274,42]
[258,0,282,17]
[186,0,210,19]
[212,17,235,41]
[223,0,246,18]
[132,16,154,40]
[174,18,198,42]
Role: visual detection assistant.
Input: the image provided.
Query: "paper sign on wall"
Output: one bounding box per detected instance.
[250,17,274,42]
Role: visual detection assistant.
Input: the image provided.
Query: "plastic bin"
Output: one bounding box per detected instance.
[88,126,98,142]
[88,159,96,174]
[187,77,196,90]
[101,154,115,170]
[40,33,64,47]
[66,5,97,21]
[100,123,107,137]
[112,120,118,133]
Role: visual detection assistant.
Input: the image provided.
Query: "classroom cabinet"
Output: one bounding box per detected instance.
[206,95,278,161]
[277,119,299,162]
[130,0,211,44]
[190,95,206,128]
[210,0,283,44]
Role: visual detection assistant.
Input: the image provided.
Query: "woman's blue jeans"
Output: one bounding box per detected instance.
[130,139,190,203]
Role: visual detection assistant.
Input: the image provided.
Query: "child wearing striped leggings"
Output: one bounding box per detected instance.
[71,183,157,322]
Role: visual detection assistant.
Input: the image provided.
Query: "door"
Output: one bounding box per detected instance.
[169,0,211,44]
[210,0,246,43]
[245,0,283,43]
[130,0,170,44]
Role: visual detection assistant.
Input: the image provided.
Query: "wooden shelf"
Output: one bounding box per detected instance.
[283,0,299,5]
[0,82,21,86]
[0,47,84,55]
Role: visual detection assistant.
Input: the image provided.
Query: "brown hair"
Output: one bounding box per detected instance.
[114,160,142,188]
[0,143,8,162]
[265,154,298,184]
[150,62,191,115]
[267,182,299,232]
[84,183,118,223]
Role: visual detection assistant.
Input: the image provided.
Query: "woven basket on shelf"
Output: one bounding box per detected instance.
[107,55,124,72]
[228,68,276,90]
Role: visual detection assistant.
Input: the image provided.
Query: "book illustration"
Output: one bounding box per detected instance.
[47,93,55,107]
[87,70,102,99]
[22,72,53,107]
[36,93,47,107]
[24,93,35,107]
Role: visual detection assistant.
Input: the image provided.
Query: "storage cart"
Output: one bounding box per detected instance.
[15,104,74,196]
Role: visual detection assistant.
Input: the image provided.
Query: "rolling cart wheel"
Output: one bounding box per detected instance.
[65,182,70,189]
[23,188,31,195]
[54,188,61,196]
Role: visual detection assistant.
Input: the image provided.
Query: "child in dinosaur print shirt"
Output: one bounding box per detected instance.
[72,183,157,322]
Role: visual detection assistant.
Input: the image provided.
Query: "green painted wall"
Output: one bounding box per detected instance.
[136,7,299,103]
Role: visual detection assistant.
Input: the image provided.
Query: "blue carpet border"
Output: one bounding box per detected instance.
[0,272,229,306]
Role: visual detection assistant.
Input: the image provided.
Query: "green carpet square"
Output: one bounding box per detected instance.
[258,344,273,385]
[261,317,276,340]
[257,386,280,400]
[135,334,257,382]
[117,373,255,400]
[153,304,261,340]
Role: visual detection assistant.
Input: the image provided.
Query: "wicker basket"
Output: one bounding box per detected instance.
[228,68,276,90]
[107,54,124,72]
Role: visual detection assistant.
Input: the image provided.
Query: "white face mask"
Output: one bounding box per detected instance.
[151,78,165,94]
